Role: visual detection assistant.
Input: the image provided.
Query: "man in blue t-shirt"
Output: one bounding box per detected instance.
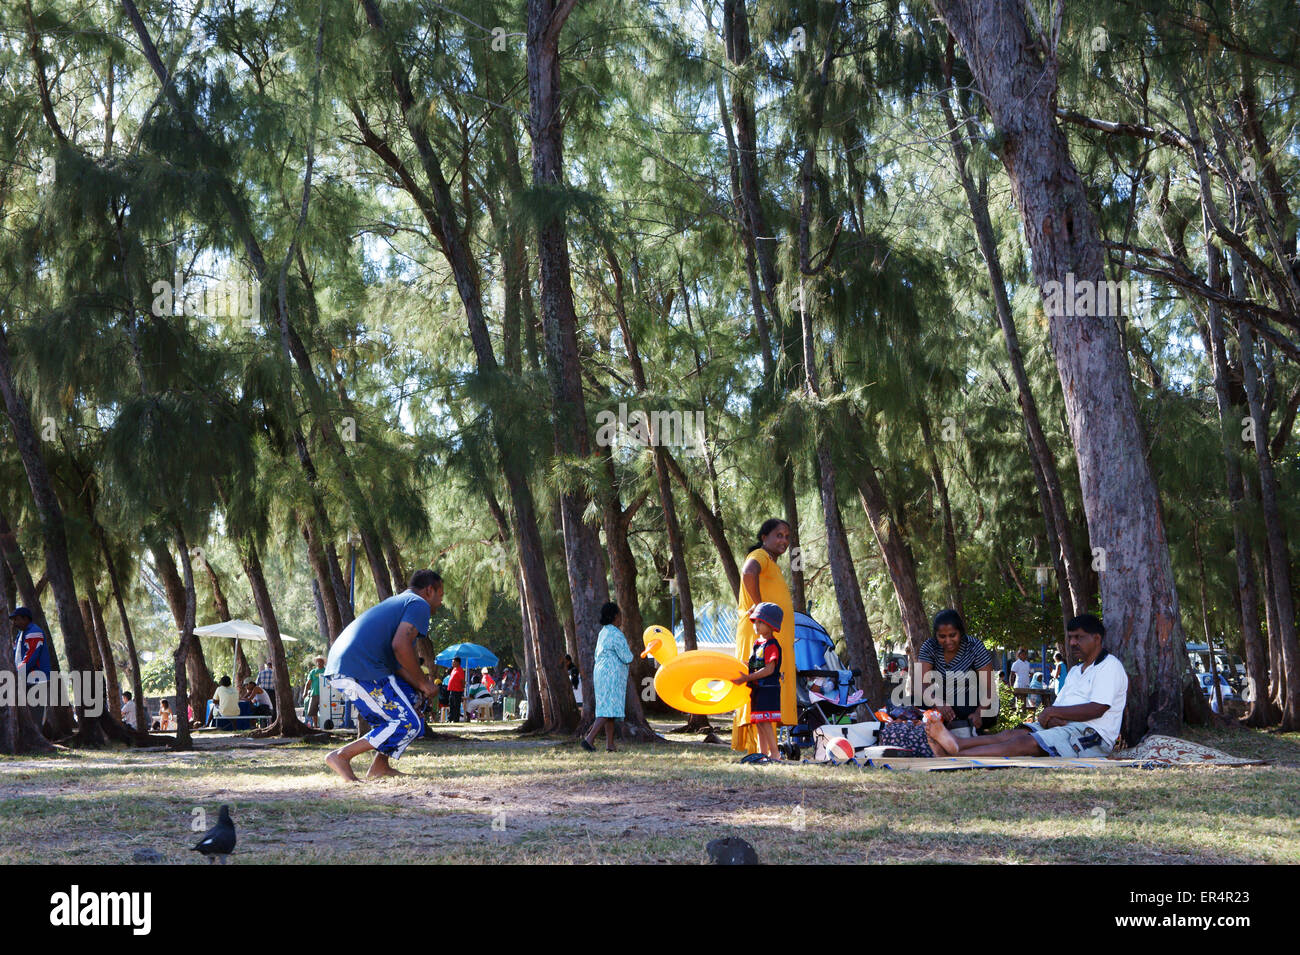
[324,570,443,781]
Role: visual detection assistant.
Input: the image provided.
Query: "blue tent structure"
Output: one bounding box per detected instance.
[672,601,737,650]
[672,602,835,670]
[434,642,499,670]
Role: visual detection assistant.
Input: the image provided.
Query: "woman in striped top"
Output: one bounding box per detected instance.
[915,609,995,731]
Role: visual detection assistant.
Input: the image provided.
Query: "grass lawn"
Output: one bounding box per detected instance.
[1,722,1297,864]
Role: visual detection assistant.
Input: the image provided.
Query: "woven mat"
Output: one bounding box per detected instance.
[849,735,1267,772]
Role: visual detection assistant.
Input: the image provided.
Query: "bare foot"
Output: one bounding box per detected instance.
[325,751,359,782]
[925,719,960,756]
[366,756,406,778]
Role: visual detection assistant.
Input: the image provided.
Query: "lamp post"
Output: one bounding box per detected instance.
[1035,565,1051,688]
[347,530,360,614]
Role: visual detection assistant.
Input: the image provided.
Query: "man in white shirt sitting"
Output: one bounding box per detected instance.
[927,615,1128,758]
[121,691,139,730]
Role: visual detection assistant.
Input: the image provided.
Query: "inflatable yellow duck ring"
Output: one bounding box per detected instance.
[639,625,751,715]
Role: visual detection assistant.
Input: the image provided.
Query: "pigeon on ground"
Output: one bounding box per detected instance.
[191,805,237,864]
[706,836,758,865]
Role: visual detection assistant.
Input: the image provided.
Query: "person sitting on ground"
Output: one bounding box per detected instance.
[915,608,995,733]
[323,569,443,782]
[1028,670,1046,708]
[463,677,493,721]
[926,614,1128,759]
[256,659,276,716]
[245,680,273,717]
[436,671,450,723]
[121,691,138,730]
[212,675,241,724]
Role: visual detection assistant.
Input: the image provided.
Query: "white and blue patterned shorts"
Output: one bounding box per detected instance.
[331,675,424,759]
[1025,721,1112,757]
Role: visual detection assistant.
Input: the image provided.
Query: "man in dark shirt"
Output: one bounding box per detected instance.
[324,571,443,782]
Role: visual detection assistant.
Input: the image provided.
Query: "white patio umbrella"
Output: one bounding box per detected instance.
[192,619,299,677]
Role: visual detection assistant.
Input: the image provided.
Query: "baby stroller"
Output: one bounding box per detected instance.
[779,611,871,760]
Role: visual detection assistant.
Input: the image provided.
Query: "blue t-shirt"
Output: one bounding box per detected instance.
[326,592,431,682]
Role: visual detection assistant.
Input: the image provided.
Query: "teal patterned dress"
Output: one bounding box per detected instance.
[594,624,633,719]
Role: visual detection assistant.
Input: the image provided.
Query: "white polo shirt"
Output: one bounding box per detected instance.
[1053,651,1129,746]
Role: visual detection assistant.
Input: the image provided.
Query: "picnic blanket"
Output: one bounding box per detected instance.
[848,735,1268,772]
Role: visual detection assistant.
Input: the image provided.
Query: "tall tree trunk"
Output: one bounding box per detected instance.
[527,0,612,732]
[301,514,344,640]
[937,60,1083,618]
[97,531,149,734]
[487,484,577,735]
[919,407,964,619]
[151,540,215,717]
[170,527,195,750]
[1204,238,1277,725]
[1235,274,1300,729]
[847,419,932,657]
[722,0,807,610]
[310,577,330,645]
[86,585,122,720]
[240,537,309,737]
[598,454,658,723]
[325,540,353,628]
[603,245,703,729]
[1025,415,1075,645]
[790,9,882,699]
[355,0,578,732]
[519,564,544,732]
[383,533,406,593]
[930,0,1188,736]
[197,552,250,684]
[1259,548,1286,710]
[81,598,103,673]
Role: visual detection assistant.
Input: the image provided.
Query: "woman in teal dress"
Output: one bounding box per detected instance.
[581,602,633,753]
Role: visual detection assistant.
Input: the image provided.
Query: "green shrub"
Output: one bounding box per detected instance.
[990,679,1032,734]
[139,658,175,694]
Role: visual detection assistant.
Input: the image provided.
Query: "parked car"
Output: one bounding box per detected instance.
[1197,672,1237,702]
[1187,643,1246,691]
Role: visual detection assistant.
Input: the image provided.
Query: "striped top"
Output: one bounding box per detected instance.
[917,635,993,673]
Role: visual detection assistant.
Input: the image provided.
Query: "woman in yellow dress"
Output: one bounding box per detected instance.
[732,518,797,754]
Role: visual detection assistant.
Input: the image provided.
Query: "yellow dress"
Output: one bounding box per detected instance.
[732,547,797,752]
